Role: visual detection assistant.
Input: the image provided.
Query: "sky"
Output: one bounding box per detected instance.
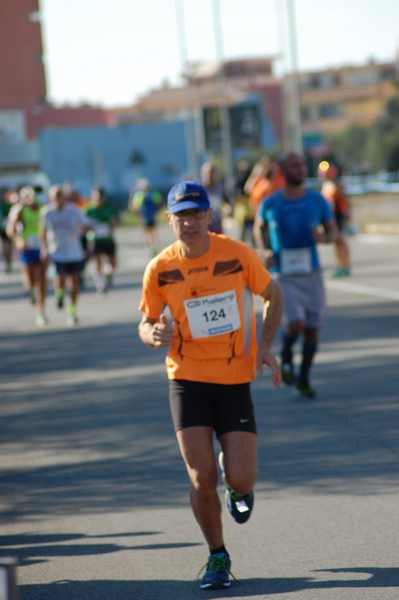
[40,0,399,108]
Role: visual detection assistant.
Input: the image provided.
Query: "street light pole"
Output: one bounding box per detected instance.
[277,0,303,153]
[175,0,198,179]
[285,0,303,153]
[212,0,235,195]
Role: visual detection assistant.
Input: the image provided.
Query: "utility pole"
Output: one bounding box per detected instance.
[212,0,235,195]
[175,0,198,179]
[279,0,303,153]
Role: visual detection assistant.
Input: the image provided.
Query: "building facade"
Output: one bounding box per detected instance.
[298,61,399,137]
[0,0,46,111]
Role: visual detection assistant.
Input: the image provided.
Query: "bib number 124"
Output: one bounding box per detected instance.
[203,308,226,322]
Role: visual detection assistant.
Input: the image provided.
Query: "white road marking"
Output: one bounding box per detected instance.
[356,234,399,245]
[327,280,399,301]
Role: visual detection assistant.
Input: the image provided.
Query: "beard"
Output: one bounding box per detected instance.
[285,174,305,186]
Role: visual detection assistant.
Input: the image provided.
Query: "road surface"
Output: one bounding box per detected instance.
[1,226,398,599]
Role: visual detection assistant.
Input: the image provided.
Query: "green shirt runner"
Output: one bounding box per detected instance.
[85,203,116,241]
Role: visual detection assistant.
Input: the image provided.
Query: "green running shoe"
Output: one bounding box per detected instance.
[332,267,351,278]
[199,552,232,590]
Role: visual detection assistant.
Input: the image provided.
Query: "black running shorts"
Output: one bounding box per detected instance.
[93,238,116,256]
[168,379,256,438]
[54,260,85,275]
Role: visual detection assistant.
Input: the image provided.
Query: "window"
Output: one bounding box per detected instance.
[319,103,341,118]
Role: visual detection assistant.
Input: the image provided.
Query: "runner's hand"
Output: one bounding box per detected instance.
[313,226,326,243]
[152,314,173,347]
[256,350,281,387]
[258,249,275,269]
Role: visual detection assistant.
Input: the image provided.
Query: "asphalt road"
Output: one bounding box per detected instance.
[1,225,399,600]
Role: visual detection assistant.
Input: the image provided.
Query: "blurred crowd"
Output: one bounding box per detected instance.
[0,152,353,328]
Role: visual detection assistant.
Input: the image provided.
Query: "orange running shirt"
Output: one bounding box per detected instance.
[321,181,349,216]
[139,233,271,384]
[250,172,285,214]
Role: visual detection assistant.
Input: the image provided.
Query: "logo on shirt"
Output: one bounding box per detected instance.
[188,266,208,275]
[158,269,184,287]
[213,259,243,276]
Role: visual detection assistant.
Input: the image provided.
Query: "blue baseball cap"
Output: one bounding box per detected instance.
[167,180,210,214]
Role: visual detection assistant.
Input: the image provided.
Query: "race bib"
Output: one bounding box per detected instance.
[95,224,111,237]
[184,290,241,338]
[26,235,41,249]
[281,248,312,274]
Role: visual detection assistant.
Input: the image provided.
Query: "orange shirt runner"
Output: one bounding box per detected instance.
[139,233,271,384]
[249,171,285,215]
[321,180,350,217]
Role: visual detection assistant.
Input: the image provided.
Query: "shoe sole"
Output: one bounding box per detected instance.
[220,451,254,524]
[218,451,225,479]
[200,582,231,590]
[225,489,254,524]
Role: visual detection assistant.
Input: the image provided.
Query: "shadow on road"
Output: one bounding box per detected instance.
[0,530,200,568]
[19,566,399,599]
[1,299,399,522]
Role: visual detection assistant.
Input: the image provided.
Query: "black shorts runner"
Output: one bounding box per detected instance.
[169,379,256,438]
[54,260,85,275]
[93,238,116,256]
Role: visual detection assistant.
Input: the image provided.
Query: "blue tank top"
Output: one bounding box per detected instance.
[258,189,332,273]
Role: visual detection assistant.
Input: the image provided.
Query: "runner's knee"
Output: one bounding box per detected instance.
[226,471,255,495]
[287,320,305,336]
[304,327,318,343]
[190,467,218,494]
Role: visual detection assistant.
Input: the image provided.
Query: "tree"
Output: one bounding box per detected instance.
[327,126,369,173]
[327,92,399,173]
[375,96,399,171]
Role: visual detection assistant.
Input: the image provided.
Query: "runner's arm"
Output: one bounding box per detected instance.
[314,218,337,244]
[256,279,283,386]
[6,204,23,239]
[40,220,49,258]
[253,214,274,267]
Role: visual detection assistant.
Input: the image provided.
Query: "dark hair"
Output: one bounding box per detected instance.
[93,186,106,199]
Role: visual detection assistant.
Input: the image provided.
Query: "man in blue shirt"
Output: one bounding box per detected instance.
[254,152,337,398]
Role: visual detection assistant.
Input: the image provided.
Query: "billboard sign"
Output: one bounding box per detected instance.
[202,103,261,151]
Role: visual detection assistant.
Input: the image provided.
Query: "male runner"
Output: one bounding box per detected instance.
[85,187,118,292]
[138,181,282,590]
[41,186,90,326]
[254,152,337,398]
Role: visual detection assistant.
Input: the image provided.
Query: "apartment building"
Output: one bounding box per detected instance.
[298,60,399,136]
